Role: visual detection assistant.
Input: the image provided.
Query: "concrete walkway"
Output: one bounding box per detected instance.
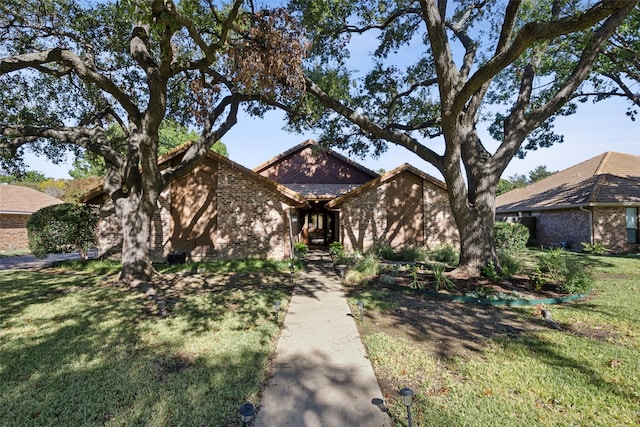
[254,250,391,427]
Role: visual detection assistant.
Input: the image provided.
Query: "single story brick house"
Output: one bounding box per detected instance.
[84,140,459,261]
[0,183,63,251]
[496,151,640,252]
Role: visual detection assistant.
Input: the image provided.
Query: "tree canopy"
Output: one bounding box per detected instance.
[289,0,637,275]
[0,0,309,281]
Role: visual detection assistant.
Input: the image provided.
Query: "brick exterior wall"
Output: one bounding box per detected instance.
[340,184,388,252]
[93,158,296,262]
[339,176,459,253]
[532,209,591,250]
[592,206,635,252]
[423,185,459,249]
[215,162,293,260]
[0,214,30,251]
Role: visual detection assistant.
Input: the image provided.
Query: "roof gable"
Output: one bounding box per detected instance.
[253,139,379,185]
[497,152,640,212]
[81,142,308,207]
[326,163,447,208]
[0,184,63,214]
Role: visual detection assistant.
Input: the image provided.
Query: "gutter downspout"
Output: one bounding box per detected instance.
[579,206,593,245]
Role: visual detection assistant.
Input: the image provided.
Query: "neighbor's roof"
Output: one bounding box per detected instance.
[0,183,63,214]
[496,152,640,213]
[326,163,447,209]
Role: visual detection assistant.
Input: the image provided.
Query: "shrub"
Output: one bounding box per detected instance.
[293,242,308,259]
[536,248,594,294]
[494,221,529,252]
[429,244,459,264]
[345,254,380,285]
[329,241,344,257]
[367,242,396,260]
[558,258,594,294]
[580,241,607,255]
[26,203,98,259]
[497,250,523,278]
[396,245,428,262]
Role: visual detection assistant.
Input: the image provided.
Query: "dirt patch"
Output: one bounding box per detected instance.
[350,284,547,360]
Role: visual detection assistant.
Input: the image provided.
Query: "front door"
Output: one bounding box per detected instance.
[301,209,335,245]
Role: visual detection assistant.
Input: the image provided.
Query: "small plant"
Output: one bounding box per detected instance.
[581,241,607,255]
[432,264,456,291]
[329,241,344,257]
[497,250,523,279]
[429,243,459,264]
[482,261,501,282]
[344,254,380,285]
[293,242,308,260]
[378,274,396,286]
[528,267,547,292]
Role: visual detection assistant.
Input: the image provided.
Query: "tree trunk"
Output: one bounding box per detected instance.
[117,188,157,283]
[442,125,501,277]
[454,201,498,276]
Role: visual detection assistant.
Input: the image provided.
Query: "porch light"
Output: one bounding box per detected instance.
[399,387,415,427]
[357,301,364,321]
[274,301,281,323]
[239,402,255,426]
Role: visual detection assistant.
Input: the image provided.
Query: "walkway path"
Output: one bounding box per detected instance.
[254,250,391,427]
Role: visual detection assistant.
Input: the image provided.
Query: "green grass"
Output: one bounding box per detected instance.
[0,262,293,426]
[353,253,640,426]
[0,249,31,258]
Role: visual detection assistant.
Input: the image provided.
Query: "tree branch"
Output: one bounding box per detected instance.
[339,7,421,34]
[0,48,141,119]
[305,76,445,172]
[0,125,123,169]
[457,1,634,116]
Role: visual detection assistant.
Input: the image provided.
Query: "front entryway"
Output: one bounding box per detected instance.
[299,209,337,246]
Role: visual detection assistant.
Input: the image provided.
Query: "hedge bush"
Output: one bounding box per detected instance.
[26,203,98,259]
[494,221,529,252]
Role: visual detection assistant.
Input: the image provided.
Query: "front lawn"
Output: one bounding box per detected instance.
[348,252,640,426]
[0,260,294,426]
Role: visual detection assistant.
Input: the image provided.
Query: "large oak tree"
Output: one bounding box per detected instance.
[0,0,308,282]
[289,0,638,275]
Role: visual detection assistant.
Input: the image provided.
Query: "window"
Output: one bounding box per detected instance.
[626,208,638,244]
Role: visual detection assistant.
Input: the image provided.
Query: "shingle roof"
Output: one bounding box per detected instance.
[496,152,640,213]
[282,183,362,200]
[0,184,63,214]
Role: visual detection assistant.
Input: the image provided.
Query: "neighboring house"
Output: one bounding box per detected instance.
[496,152,640,252]
[84,140,459,261]
[0,184,63,251]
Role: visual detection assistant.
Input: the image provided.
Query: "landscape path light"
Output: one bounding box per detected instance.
[357,300,364,321]
[239,402,255,427]
[399,387,415,427]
